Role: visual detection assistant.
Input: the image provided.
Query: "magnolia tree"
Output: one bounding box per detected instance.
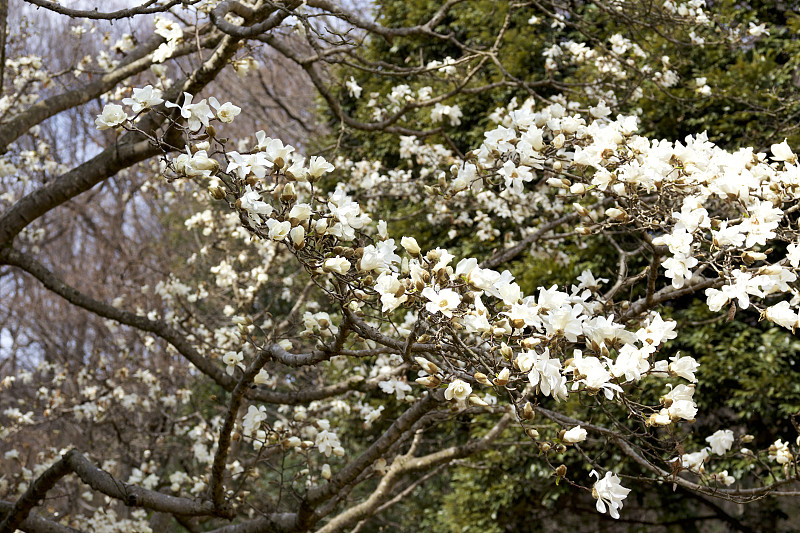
[1,1,799,532]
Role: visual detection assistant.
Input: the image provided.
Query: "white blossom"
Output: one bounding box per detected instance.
[591,470,630,519]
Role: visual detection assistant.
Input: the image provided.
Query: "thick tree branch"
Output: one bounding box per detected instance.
[480,213,579,269]
[0,33,167,152]
[0,449,230,530]
[210,1,300,39]
[0,454,73,533]
[22,0,188,19]
[0,247,370,405]
[295,392,443,530]
[209,350,272,510]
[315,412,513,533]
[0,500,82,533]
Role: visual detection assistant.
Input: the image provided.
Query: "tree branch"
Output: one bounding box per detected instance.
[0,500,82,533]
[22,0,188,19]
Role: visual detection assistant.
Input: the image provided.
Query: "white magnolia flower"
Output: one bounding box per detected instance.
[401,236,421,255]
[320,463,332,480]
[153,41,177,63]
[563,426,587,443]
[324,257,351,275]
[421,287,462,318]
[679,448,710,473]
[122,85,164,113]
[288,203,312,222]
[711,470,736,486]
[239,185,272,216]
[266,219,291,241]
[706,429,734,455]
[748,22,769,36]
[379,377,412,400]
[771,139,796,162]
[769,439,793,464]
[527,349,568,401]
[209,97,241,123]
[184,150,218,178]
[154,16,183,41]
[242,405,266,438]
[668,353,699,383]
[254,369,269,385]
[289,226,305,247]
[346,76,362,98]
[662,384,698,421]
[95,104,128,130]
[165,92,215,131]
[315,429,340,457]
[765,301,799,331]
[222,351,245,376]
[591,470,630,519]
[307,156,335,179]
[374,272,408,313]
[444,379,472,402]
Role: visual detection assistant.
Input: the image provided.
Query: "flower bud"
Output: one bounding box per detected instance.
[451,176,467,192]
[281,182,297,203]
[510,318,526,330]
[401,236,422,256]
[500,343,513,359]
[493,367,510,386]
[572,203,589,217]
[521,337,541,350]
[290,226,305,249]
[742,251,767,265]
[474,372,492,386]
[605,207,627,221]
[546,177,569,189]
[468,394,489,406]
[414,357,440,374]
[415,375,441,388]
[314,218,328,234]
[209,186,226,200]
[521,402,535,420]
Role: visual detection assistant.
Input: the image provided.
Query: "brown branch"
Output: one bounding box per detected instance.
[0,27,241,245]
[0,500,82,533]
[296,392,443,530]
[210,1,300,39]
[0,0,7,97]
[315,413,513,533]
[0,453,73,533]
[480,213,579,269]
[0,449,230,532]
[534,406,800,502]
[208,350,272,510]
[22,0,187,19]
[0,247,369,405]
[0,32,167,152]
